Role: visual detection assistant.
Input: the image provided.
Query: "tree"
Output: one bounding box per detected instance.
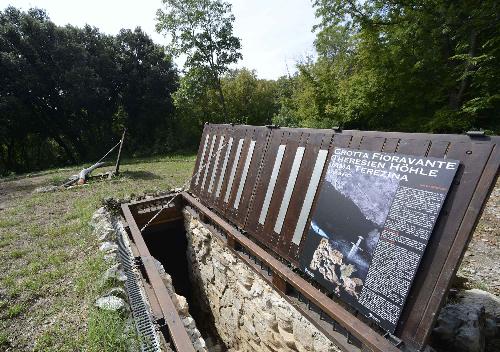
[314,0,500,132]
[116,28,178,153]
[0,7,179,174]
[156,0,242,119]
[223,68,279,125]
[276,0,499,133]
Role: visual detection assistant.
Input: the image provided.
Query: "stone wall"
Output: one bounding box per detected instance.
[183,208,341,352]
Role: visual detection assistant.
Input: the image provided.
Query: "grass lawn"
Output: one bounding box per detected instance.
[0,154,195,351]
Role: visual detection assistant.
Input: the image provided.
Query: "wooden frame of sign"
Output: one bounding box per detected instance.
[188,123,499,351]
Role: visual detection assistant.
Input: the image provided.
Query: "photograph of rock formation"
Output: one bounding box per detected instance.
[300,156,400,304]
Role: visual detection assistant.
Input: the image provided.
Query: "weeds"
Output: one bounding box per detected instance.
[7,303,24,318]
[85,309,137,352]
[0,154,195,350]
[0,332,9,348]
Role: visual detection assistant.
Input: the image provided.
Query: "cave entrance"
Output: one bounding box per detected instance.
[121,195,366,352]
[142,219,227,351]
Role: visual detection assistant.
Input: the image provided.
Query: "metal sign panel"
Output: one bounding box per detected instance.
[234,140,256,209]
[194,133,209,186]
[274,146,305,234]
[224,138,244,203]
[292,148,329,245]
[208,136,225,194]
[216,137,233,199]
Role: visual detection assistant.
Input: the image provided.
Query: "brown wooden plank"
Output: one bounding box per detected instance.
[211,126,235,212]
[396,138,431,156]
[121,204,151,255]
[276,131,318,255]
[199,124,218,196]
[199,125,218,198]
[358,136,386,151]
[191,124,214,196]
[427,140,451,158]
[382,138,400,153]
[280,131,333,259]
[267,131,305,254]
[189,124,210,192]
[294,133,352,260]
[236,127,271,228]
[245,129,288,237]
[225,128,254,224]
[415,144,499,344]
[121,204,196,352]
[349,134,363,149]
[141,256,197,352]
[272,273,290,294]
[202,125,231,207]
[333,133,355,150]
[257,130,301,249]
[413,142,496,346]
[217,126,247,217]
[242,126,276,231]
[188,125,500,351]
[182,192,400,352]
[198,126,223,203]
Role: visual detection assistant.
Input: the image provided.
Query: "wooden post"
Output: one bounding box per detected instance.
[114,129,126,175]
[272,273,290,294]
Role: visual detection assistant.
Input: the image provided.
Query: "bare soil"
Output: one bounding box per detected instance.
[456,178,500,295]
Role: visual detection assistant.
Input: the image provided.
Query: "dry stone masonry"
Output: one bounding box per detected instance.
[154,258,210,352]
[183,208,342,352]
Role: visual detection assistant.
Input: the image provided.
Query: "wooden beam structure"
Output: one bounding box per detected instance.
[121,203,196,352]
[187,123,500,351]
[120,123,499,352]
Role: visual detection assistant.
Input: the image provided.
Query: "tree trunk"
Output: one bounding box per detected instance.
[53,134,77,164]
[215,75,228,120]
[77,162,105,184]
[6,138,14,171]
[449,30,478,110]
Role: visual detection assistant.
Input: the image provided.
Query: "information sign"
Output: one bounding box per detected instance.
[299,147,459,332]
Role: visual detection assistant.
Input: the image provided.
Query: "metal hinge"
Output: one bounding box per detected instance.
[466,130,485,137]
[384,332,404,348]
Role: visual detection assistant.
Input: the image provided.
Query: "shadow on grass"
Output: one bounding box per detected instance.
[121,170,161,180]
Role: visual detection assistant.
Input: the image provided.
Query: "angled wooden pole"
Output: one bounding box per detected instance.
[114,128,126,175]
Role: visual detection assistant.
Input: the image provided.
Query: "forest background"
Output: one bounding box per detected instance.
[1,0,498,174]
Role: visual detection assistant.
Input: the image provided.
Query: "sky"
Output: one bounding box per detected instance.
[0,0,318,79]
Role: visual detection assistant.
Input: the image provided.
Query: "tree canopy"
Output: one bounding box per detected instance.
[273,0,500,133]
[156,0,242,119]
[0,7,178,174]
[1,1,499,175]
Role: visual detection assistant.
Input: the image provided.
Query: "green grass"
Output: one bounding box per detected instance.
[6,303,24,318]
[47,174,68,186]
[0,153,195,351]
[10,248,29,259]
[472,280,489,291]
[0,218,21,228]
[0,332,9,348]
[85,309,137,352]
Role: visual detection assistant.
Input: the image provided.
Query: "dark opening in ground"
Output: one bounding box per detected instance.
[143,220,226,350]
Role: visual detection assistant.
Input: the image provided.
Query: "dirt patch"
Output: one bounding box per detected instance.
[457,178,500,295]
